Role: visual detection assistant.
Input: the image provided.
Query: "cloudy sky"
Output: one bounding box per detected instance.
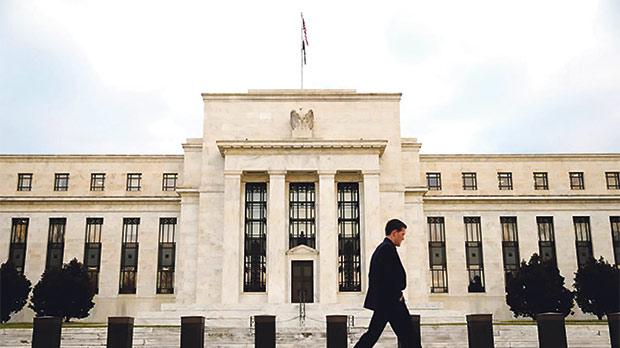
[1,0,618,154]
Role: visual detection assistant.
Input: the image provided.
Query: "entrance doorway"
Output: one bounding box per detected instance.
[291,261,313,303]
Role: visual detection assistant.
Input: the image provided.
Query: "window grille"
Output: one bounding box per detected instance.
[428,217,448,293]
[289,183,316,249]
[338,182,361,292]
[243,183,267,292]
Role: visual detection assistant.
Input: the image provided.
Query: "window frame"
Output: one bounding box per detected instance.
[288,182,316,249]
[54,173,69,191]
[119,217,140,294]
[533,172,549,190]
[573,216,593,269]
[569,172,585,190]
[9,218,29,274]
[464,216,485,293]
[84,217,103,294]
[162,173,178,191]
[46,218,66,271]
[606,172,620,190]
[17,173,33,191]
[90,173,106,191]
[243,183,267,292]
[462,172,477,190]
[157,217,177,294]
[497,172,513,190]
[428,217,448,293]
[126,173,142,191]
[337,182,362,292]
[426,172,442,190]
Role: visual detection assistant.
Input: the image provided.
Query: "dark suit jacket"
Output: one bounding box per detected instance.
[363,238,407,311]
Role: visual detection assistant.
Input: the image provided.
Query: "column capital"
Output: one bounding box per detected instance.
[223,170,243,176]
[361,169,381,176]
[267,170,287,176]
[317,170,337,176]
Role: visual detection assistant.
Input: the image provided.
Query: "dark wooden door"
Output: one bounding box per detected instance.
[291,261,313,303]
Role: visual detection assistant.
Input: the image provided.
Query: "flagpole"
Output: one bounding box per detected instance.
[300,12,304,89]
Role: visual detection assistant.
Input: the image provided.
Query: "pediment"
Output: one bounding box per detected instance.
[286,244,319,256]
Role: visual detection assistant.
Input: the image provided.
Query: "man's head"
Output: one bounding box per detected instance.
[385,218,407,247]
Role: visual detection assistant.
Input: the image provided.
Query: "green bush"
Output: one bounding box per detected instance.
[573,256,620,319]
[1,262,31,323]
[505,253,574,319]
[29,258,95,322]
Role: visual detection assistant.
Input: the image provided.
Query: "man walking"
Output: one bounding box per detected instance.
[354,218,417,348]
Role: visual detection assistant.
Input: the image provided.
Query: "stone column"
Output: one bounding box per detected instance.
[362,171,381,292]
[318,171,338,304]
[267,171,287,303]
[176,190,200,304]
[221,171,242,304]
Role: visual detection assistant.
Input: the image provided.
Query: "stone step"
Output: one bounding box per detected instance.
[0,324,611,347]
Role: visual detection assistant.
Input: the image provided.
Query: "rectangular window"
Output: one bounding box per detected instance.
[243,183,267,292]
[606,172,620,190]
[464,217,485,293]
[338,182,361,292]
[54,173,69,191]
[537,216,557,267]
[611,217,620,268]
[90,173,105,191]
[46,218,66,271]
[534,172,549,190]
[500,217,520,283]
[157,218,176,294]
[289,183,316,249]
[162,173,178,191]
[570,172,585,190]
[462,172,477,190]
[9,218,29,274]
[573,217,593,269]
[84,218,103,293]
[17,173,32,191]
[426,173,442,190]
[126,173,142,191]
[498,172,513,190]
[428,217,448,293]
[119,218,139,294]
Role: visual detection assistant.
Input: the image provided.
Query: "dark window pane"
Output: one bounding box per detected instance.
[338,182,361,292]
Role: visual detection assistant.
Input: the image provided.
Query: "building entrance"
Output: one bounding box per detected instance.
[291,261,313,303]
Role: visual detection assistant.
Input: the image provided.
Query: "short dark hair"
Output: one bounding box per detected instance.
[385,219,407,236]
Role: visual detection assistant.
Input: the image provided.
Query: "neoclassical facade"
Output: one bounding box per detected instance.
[1,90,619,324]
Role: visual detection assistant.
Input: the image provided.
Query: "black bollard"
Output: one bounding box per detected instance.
[536,312,567,348]
[609,312,620,348]
[32,316,62,348]
[181,316,205,348]
[466,314,494,348]
[254,315,276,348]
[107,316,134,348]
[398,314,422,348]
[326,315,348,348]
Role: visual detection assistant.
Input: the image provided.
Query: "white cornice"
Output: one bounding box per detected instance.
[422,194,620,203]
[216,139,388,156]
[0,155,184,162]
[420,153,620,161]
[0,196,181,203]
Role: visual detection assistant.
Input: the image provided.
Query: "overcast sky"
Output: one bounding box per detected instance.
[1,0,618,154]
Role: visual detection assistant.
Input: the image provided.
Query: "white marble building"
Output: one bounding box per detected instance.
[1,90,619,323]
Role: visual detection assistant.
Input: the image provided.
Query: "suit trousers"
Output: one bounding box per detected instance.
[353,300,417,348]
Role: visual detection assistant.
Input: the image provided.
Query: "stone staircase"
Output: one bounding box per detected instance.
[136,302,467,327]
[0,323,612,347]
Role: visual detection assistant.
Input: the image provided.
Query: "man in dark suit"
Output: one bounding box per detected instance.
[354,218,417,348]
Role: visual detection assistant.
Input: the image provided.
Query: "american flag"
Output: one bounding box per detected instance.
[301,13,309,46]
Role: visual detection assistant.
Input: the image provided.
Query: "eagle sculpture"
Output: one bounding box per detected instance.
[290,109,314,130]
